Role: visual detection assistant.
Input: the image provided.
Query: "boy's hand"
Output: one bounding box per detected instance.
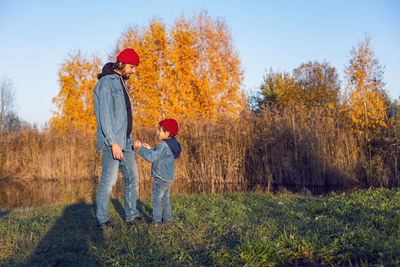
[134,140,142,150]
[142,143,151,150]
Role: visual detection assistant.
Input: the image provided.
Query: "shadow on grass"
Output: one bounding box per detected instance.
[26,201,104,266]
[111,198,125,220]
[110,198,152,223]
[0,210,10,219]
[137,199,152,223]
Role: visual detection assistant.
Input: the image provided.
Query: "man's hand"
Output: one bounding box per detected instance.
[142,143,151,150]
[111,143,124,160]
[134,140,142,151]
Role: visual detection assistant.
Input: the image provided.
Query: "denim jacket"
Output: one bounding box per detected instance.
[138,139,182,181]
[93,73,131,151]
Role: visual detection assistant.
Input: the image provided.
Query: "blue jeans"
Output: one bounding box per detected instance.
[152,177,173,223]
[96,141,140,223]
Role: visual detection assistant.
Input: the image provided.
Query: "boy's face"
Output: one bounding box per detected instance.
[157,127,170,140]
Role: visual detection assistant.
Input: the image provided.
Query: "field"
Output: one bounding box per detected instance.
[1,188,399,266]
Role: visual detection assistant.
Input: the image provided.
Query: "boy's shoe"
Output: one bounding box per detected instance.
[126,217,143,227]
[151,221,162,228]
[96,220,113,230]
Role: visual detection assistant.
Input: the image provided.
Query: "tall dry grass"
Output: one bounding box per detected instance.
[0,127,98,181]
[1,107,399,208]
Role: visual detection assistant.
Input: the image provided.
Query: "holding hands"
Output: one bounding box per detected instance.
[134,140,142,150]
[134,140,151,151]
[142,143,151,150]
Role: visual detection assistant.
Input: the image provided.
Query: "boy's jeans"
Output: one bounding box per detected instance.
[96,142,140,223]
[152,177,173,223]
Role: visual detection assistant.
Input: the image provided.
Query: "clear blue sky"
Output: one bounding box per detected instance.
[1,0,399,126]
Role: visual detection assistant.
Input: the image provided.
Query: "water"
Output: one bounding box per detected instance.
[0,178,350,210]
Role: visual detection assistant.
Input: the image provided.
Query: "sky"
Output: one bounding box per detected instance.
[0,0,399,126]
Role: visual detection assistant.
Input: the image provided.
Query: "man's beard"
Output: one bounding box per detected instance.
[120,70,131,80]
[121,73,130,80]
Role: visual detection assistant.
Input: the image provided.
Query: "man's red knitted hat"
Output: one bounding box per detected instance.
[159,119,179,136]
[117,48,140,65]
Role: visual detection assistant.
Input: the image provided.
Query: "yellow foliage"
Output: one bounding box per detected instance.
[293,61,340,110]
[51,11,245,131]
[260,61,340,110]
[344,35,388,137]
[51,51,103,132]
[113,11,245,126]
[260,70,299,108]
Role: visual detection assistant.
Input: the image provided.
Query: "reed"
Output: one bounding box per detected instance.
[1,107,399,208]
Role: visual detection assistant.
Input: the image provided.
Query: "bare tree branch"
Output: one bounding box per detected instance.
[0,76,16,128]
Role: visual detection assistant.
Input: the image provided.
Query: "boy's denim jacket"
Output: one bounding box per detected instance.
[138,139,181,181]
[93,73,130,151]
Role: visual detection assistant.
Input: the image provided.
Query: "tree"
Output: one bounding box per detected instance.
[51,51,103,132]
[113,11,245,126]
[344,35,388,137]
[2,111,27,131]
[51,11,245,130]
[293,61,340,110]
[258,61,340,110]
[0,76,16,129]
[258,69,298,108]
[113,18,172,125]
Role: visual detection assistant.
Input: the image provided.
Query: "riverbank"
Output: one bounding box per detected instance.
[0,176,352,210]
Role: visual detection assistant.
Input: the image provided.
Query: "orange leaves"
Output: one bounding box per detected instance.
[293,61,341,110]
[114,11,245,126]
[51,51,102,132]
[260,61,340,110]
[51,12,245,131]
[344,35,388,137]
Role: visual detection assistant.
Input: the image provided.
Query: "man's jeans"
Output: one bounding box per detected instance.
[96,142,140,223]
[152,177,173,223]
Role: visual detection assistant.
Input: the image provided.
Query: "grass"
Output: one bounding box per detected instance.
[1,188,400,266]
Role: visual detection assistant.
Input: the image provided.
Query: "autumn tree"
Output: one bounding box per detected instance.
[293,61,340,110]
[258,69,298,108]
[344,35,388,137]
[258,61,340,110]
[113,19,172,125]
[51,11,244,130]
[51,51,103,132]
[113,11,245,126]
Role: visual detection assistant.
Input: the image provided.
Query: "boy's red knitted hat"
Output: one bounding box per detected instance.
[117,48,140,65]
[159,119,178,136]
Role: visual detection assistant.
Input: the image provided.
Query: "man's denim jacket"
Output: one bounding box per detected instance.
[93,74,130,151]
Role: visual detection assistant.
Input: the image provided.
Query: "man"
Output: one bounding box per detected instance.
[93,48,141,229]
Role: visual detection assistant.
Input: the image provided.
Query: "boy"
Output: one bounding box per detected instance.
[134,119,182,227]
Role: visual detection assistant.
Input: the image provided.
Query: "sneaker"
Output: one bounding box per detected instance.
[126,217,143,227]
[151,221,162,228]
[96,220,113,230]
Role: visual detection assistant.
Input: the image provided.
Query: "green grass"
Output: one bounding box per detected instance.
[1,188,400,266]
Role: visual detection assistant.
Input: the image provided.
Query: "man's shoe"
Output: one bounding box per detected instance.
[126,217,143,227]
[96,220,113,230]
